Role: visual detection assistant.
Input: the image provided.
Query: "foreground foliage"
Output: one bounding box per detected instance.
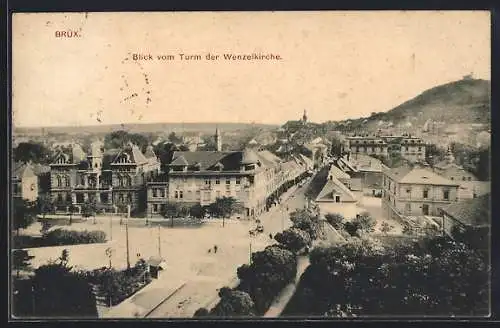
[283,236,489,317]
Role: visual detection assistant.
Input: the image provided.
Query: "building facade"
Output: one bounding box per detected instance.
[146,149,308,218]
[49,142,160,214]
[13,162,39,201]
[346,135,426,163]
[382,165,459,221]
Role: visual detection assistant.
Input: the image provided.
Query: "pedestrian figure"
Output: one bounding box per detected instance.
[269,233,273,240]
[214,245,218,254]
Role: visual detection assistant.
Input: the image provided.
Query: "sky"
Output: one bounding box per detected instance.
[12,11,490,128]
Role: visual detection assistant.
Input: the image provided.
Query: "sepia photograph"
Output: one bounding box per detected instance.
[10,11,491,319]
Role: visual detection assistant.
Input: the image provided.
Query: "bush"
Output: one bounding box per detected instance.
[87,259,151,306]
[189,204,205,219]
[290,209,321,240]
[325,213,344,230]
[236,245,297,314]
[44,229,107,246]
[193,307,210,317]
[210,287,255,317]
[274,228,312,253]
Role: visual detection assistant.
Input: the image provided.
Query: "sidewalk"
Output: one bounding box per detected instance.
[264,256,310,317]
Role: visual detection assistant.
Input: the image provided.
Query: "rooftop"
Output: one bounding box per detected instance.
[384,166,459,186]
[441,194,490,227]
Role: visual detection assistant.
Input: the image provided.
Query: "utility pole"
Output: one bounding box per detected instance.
[158,224,161,258]
[125,206,131,270]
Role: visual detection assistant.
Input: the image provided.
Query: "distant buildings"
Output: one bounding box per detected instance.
[146,148,310,218]
[13,162,39,202]
[381,165,459,220]
[345,134,426,163]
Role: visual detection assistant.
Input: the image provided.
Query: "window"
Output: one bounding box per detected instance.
[76,194,84,203]
[405,203,411,214]
[451,177,454,180]
[160,189,165,198]
[57,193,63,202]
[65,176,70,187]
[127,193,132,202]
[179,191,183,199]
[80,176,85,185]
[153,204,158,213]
[174,191,179,199]
[215,178,220,185]
[462,177,466,181]
[57,176,62,187]
[153,189,158,197]
[203,192,210,201]
[95,163,98,168]
[335,195,340,202]
[118,194,124,202]
[423,189,429,199]
[195,191,201,200]
[226,179,231,185]
[126,176,132,186]
[66,193,72,202]
[216,191,221,198]
[205,179,211,185]
[236,178,241,185]
[418,147,422,151]
[226,184,231,191]
[468,177,472,181]
[443,190,449,200]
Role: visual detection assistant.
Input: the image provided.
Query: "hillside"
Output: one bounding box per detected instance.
[349,78,491,130]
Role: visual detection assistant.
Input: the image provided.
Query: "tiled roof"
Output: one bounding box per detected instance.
[329,165,350,180]
[441,194,490,227]
[170,151,243,171]
[112,144,148,165]
[316,176,357,202]
[386,167,459,186]
[13,162,36,179]
[241,149,260,165]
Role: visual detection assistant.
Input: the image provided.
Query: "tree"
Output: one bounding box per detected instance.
[14,142,52,164]
[237,245,297,314]
[283,236,489,317]
[29,250,98,317]
[189,204,205,219]
[274,228,312,253]
[352,212,377,234]
[380,221,395,235]
[289,209,321,240]
[325,213,344,230]
[167,132,183,144]
[81,201,97,220]
[210,197,243,227]
[210,287,255,317]
[36,196,54,219]
[12,249,34,278]
[13,198,37,237]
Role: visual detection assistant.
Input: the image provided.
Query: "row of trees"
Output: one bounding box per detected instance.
[194,208,322,317]
[283,236,490,317]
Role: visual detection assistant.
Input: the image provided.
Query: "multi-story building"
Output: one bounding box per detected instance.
[381,165,460,221]
[12,162,39,201]
[50,142,160,214]
[345,135,426,163]
[146,148,303,218]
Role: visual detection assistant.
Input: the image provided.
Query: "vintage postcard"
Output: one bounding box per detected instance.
[10,11,491,319]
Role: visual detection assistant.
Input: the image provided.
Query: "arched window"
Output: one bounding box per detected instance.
[126,176,132,186]
[118,193,124,202]
[65,176,70,187]
[127,193,132,202]
[57,193,63,202]
[118,175,123,187]
[57,176,62,187]
[66,193,72,202]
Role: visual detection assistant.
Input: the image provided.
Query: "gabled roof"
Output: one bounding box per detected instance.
[112,144,148,165]
[170,151,243,171]
[51,144,87,165]
[385,167,459,186]
[241,149,260,165]
[171,155,189,166]
[144,145,157,159]
[13,162,36,179]
[441,194,490,227]
[316,176,357,202]
[329,165,350,180]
